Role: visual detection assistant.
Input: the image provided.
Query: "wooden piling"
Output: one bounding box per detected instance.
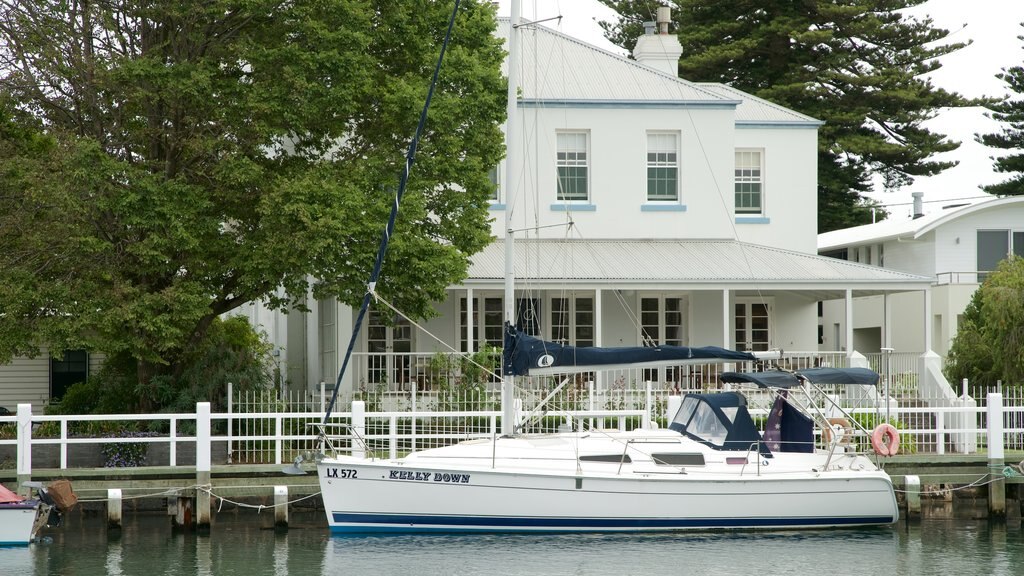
[173,496,193,530]
[196,402,212,531]
[987,393,1006,517]
[107,488,123,530]
[904,475,921,517]
[274,486,289,529]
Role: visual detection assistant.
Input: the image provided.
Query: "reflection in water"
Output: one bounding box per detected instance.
[0,508,1018,576]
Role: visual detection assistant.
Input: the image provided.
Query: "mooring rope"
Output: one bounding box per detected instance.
[892,473,1007,495]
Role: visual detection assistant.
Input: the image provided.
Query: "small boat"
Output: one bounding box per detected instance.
[317,330,898,533]
[0,481,73,545]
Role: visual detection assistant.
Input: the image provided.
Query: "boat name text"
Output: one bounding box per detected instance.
[388,470,471,484]
[325,468,357,479]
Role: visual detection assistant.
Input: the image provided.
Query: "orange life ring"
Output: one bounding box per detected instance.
[823,418,853,445]
[870,423,900,456]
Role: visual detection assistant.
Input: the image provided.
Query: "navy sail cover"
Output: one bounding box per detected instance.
[719,367,880,389]
[503,323,756,376]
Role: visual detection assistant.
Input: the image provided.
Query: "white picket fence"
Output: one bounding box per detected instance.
[1,392,1022,473]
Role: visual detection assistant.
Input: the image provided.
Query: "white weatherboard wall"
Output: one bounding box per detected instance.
[0,354,49,412]
[732,127,818,253]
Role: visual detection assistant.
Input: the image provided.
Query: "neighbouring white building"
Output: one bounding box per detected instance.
[818,193,1024,358]
[1,13,938,409]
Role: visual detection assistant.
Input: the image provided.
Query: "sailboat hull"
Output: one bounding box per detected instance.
[317,454,898,533]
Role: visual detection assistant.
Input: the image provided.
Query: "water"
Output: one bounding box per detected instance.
[1,510,1021,575]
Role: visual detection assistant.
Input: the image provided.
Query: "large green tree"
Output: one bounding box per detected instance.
[945,257,1024,389]
[977,23,1024,196]
[598,0,973,232]
[0,0,506,404]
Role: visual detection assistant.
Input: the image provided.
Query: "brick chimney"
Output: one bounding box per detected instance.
[632,6,682,77]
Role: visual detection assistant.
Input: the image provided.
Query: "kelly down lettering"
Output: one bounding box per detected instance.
[388,470,471,484]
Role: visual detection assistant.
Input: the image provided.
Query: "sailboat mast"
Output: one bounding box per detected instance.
[501,0,521,436]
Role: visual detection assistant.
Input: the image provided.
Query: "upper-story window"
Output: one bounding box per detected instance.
[735,149,763,215]
[647,132,679,202]
[556,131,589,201]
[978,229,1024,280]
[487,165,500,203]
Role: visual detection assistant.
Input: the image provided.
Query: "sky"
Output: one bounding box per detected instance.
[496,0,1024,222]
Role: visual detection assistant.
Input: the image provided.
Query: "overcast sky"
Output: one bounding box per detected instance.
[496,0,1024,221]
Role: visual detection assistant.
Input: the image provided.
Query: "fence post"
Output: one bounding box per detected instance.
[16,404,32,495]
[351,401,366,459]
[170,417,178,467]
[389,415,397,459]
[227,382,233,464]
[60,419,68,470]
[935,410,945,456]
[196,402,212,530]
[644,381,653,430]
[986,392,1005,516]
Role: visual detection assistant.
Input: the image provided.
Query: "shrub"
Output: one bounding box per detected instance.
[100,431,157,467]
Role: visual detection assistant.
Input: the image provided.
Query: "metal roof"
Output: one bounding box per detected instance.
[463,239,931,298]
[817,196,1019,251]
[497,19,735,107]
[694,83,822,126]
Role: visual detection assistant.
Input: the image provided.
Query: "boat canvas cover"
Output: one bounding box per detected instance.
[668,392,769,455]
[719,367,880,388]
[503,324,756,376]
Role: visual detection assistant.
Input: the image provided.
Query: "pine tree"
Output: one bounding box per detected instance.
[978,24,1024,196]
[598,0,974,232]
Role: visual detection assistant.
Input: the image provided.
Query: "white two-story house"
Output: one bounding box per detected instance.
[247,16,933,400]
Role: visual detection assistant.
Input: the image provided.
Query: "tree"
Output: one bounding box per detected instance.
[977,23,1024,196]
[0,0,506,407]
[597,0,974,232]
[945,257,1024,389]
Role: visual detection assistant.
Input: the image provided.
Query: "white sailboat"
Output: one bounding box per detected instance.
[314,0,898,533]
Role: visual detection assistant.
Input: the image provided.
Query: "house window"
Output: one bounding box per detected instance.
[640,297,684,347]
[556,131,589,201]
[735,150,763,214]
[487,164,500,202]
[735,300,771,352]
[551,296,595,347]
[367,310,412,388]
[977,229,1024,281]
[51,350,88,401]
[461,297,504,352]
[647,132,678,201]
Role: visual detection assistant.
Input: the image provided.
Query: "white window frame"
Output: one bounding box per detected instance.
[735,149,764,215]
[638,295,687,347]
[556,131,590,202]
[646,131,679,202]
[549,294,595,347]
[734,298,773,352]
[487,164,500,203]
[460,296,504,352]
